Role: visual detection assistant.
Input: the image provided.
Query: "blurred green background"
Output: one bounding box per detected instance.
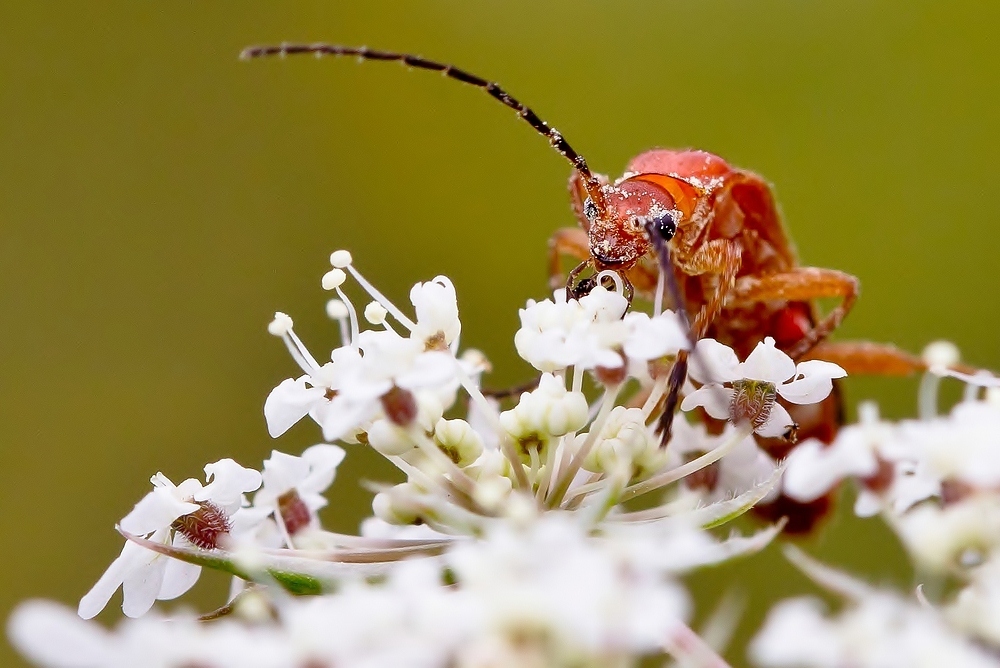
[2,1,999,665]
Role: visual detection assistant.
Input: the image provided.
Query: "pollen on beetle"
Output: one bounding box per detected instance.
[170,501,231,550]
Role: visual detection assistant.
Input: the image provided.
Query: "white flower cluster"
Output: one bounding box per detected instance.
[751,350,1000,667]
[27,250,996,668]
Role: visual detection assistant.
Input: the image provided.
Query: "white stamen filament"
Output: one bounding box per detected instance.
[641,374,670,420]
[270,503,296,550]
[595,269,624,295]
[409,429,480,499]
[918,370,941,421]
[333,287,361,349]
[344,264,416,330]
[325,299,351,346]
[619,423,753,503]
[281,327,322,376]
[548,385,621,507]
[535,434,561,501]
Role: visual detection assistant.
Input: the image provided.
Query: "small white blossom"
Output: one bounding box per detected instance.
[409,276,461,348]
[78,460,261,619]
[682,337,846,437]
[514,286,629,373]
[499,373,589,442]
[253,444,346,539]
[751,593,999,668]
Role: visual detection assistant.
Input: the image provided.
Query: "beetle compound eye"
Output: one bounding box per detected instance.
[650,210,677,241]
[583,197,598,222]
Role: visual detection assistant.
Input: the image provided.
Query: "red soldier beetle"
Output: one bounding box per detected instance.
[241,43,952,531]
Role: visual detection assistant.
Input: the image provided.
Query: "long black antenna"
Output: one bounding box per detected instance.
[240,43,603,202]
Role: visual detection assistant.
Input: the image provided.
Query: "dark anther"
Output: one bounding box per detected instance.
[568,276,597,300]
[649,210,677,241]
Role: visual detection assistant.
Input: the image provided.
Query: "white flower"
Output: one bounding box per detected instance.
[409,276,461,349]
[621,309,689,362]
[514,286,628,373]
[681,337,846,437]
[263,339,364,438]
[448,514,690,658]
[253,444,346,539]
[581,406,662,476]
[78,460,261,619]
[900,398,1000,489]
[751,593,1000,668]
[499,373,590,442]
[893,494,1000,573]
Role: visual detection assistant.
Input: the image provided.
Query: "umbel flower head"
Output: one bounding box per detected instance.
[19,248,958,668]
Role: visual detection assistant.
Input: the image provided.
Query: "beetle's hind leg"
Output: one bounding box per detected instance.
[730,267,859,359]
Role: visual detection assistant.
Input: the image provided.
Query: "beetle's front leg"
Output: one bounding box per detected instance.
[547,227,591,291]
[678,239,743,337]
[654,239,740,448]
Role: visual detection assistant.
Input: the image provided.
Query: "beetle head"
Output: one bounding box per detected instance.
[584,179,679,269]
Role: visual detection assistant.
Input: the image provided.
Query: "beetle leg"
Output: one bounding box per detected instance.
[678,239,743,337]
[548,227,591,290]
[802,341,924,376]
[804,340,985,377]
[730,267,859,359]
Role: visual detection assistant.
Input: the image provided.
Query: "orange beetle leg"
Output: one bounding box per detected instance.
[547,227,591,291]
[803,340,925,376]
[682,239,743,338]
[730,267,859,359]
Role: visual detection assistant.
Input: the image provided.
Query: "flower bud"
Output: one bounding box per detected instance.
[434,418,484,467]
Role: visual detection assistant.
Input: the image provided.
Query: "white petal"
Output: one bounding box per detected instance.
[680,386,734,421]
[854,489,883,517]
[299,444,347,496]
[410,276,461,345]
[783,438,876,502]
[120,544,167,618]
[688,338,741,384]
[197,458,262,512]
[622,312,688,361]
[77,540,145,619]
[263,376,326,438]
[10,600,111,667]
[260,450,311,500]
[157,535,203,600]
[756,402,794,438]
[316,397,379,443]
[779,360,848,405]
[395,351,457,390]
[739,337,796,384]
[749,598,840,666]
[119,487,198,536]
